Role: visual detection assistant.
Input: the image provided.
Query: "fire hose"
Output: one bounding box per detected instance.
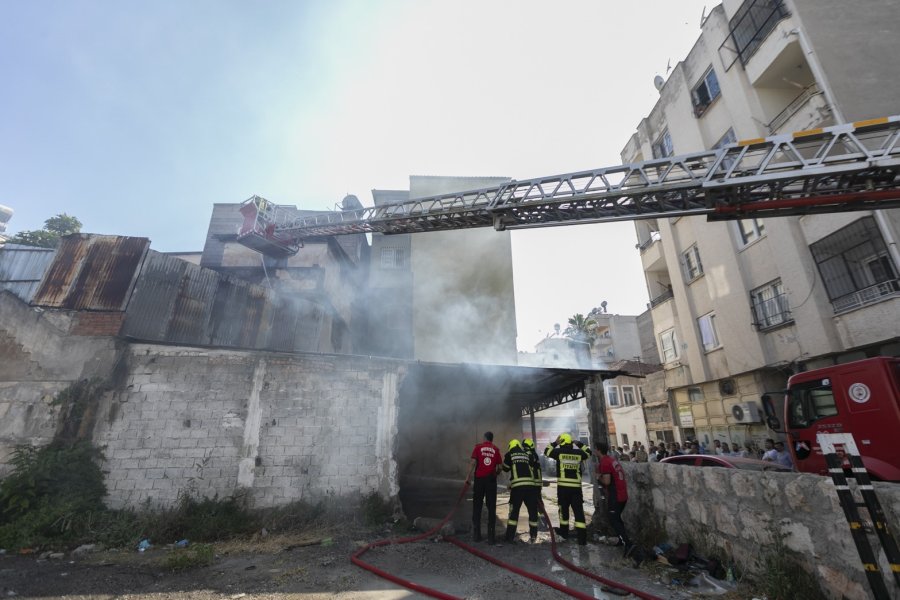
[351,480,664,600]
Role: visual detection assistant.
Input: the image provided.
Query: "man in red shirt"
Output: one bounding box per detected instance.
[595,440,633,554]
[466,431,502,544]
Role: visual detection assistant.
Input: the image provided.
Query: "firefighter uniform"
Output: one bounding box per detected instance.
[502,440,540,543]
[544,433,591,545]
[523,438,544,526]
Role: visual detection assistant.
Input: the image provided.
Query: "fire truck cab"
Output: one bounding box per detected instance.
[763,357,900,482]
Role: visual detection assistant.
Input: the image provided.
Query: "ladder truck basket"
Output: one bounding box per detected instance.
[237,196,301,257]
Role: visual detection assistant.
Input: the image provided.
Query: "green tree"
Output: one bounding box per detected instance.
[564,313,597,368]
[8,213,82,248]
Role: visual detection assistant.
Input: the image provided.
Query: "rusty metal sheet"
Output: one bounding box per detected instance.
[0,245,57,302]
[121,252,188,341]
[164,261,218,344]
[32,235,149,310]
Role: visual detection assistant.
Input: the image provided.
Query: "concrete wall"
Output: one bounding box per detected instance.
[621,462,900,600]
[0,291,120,476]
[93,345,405,508]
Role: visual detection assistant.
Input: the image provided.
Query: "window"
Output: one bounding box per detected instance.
[621,433,629,447]
[380,247,405,269]
[713,128,738,172]
[751,279,792,329]
[809,217,900,311]
[606,385,620,407]
[689,387,704,403]
[788,380,838,429]
[692,68,721,116]
[698,313,720,352]
[622,385,636,407]
[682,245,704,280]
[652,130,674,159]
[737,218,766,246]
[660,329,678,363]
[728,0,790,67]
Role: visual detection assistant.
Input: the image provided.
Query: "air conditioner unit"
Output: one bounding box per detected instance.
[731,402,762,424]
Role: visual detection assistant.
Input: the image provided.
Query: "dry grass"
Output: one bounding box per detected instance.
[213,526,337,555]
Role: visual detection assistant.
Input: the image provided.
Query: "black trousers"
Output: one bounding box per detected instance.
[472,475,497,531]
[557,485,585,530]
[607,497,630,546]
[506,486,539,537]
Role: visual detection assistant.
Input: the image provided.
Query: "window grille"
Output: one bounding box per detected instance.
[809,217,900,312]
[751,279,792,329]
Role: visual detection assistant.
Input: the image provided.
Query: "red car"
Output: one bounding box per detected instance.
[660,454,793,472]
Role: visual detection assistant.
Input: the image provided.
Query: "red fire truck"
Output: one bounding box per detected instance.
[763,357,900,482]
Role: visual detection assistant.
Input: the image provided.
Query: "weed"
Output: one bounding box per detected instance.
[360,492,392,526]
[161,543,215,571]
[753,526,822,600]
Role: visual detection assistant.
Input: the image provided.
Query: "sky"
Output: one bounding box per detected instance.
[1,0,712,352]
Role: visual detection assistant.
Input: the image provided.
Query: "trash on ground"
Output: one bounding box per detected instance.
[137,539,152,552]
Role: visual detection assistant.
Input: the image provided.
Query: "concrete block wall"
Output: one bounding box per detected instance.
[0,292,120,476]
[93,345,405,509]
[621,462,900,600]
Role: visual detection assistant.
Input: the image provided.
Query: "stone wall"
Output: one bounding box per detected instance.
[621,462,900,600]
[93,345,405,509]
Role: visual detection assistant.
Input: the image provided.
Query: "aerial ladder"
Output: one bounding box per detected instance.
[237,116,900,257]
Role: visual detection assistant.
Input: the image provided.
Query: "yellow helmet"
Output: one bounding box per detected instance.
[523,438,535,449]
[559,433,572,445]
[508,439,522,451]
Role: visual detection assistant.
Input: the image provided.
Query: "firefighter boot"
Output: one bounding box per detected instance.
[556,526,569,540]
[529,525,538,544]
[505,524,517,543]
[487,528,496,545]
[472,525,482,542]
[576,528,587,546]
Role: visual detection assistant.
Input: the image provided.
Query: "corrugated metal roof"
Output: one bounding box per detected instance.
[32,235,149,310]
[122,249,327,352]
[0,245,57,302]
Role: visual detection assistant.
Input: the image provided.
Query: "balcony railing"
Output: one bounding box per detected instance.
[648,288,674,309]
[832,279,900,314]
[720,0,790,71]
[636,231,661,252]
[767,83,824,133]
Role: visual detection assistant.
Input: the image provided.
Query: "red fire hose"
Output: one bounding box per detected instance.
[351,481,664,600]
[538,499,664,600]
[350,481,471,600]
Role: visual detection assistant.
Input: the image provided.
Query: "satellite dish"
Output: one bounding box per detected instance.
[653,75,665,91]
[600,300,608,313]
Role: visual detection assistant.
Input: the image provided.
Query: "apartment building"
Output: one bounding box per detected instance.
[620,0,900,449]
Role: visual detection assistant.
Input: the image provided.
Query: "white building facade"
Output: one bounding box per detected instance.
[621,0,900,450]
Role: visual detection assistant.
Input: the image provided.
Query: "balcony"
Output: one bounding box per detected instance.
[720,0,791,71]
[767,83,830,134]
[648,287,674,309]
[833,279,900,314]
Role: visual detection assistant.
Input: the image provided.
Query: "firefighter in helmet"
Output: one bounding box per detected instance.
[544,432,591,545]
[502,439,540,543]
[522,438,545,526]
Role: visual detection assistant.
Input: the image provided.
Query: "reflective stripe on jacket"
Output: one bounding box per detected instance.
[544,443,590,488]
[503,447,538,489]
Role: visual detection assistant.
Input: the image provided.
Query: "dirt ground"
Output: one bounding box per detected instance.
[0,486,741,599]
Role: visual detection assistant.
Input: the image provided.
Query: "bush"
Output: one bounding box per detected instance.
[0,441,107,550]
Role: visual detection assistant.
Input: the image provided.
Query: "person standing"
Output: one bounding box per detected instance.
[522,438,544,525]
[502,439,540,543]
[595,440,634,556]
[467,431,502,543]
[544,433,591,545]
